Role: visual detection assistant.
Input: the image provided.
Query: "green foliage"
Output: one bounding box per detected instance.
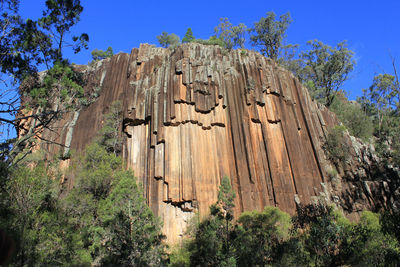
[277,43,304,76]
[182,28,195,43]
[187,176,236,267]
[97,101,123,155]
[0,162,80,266]
[193,36,226,48]
[1,0,89,164]
[38,0,89,61]
[183,201,400,266]
[381,209,400,244]
[292,204,349,266]
[0,118,166,265]
[91,46,113,61]
[168,242,191,267]
[329,93,373,141]
[157,32,180,48]
[234,207,291,266]
[231,23,247,49]
[0,0,41,82]
[358,72,400,166]
[27,61,85,109]
[301,40,355,106]
[65,141,166,266]
[213,18,247,49]
[323,125,350,162]
[217,176,236,219]
[343,211,400,266]
[61,117,166,265]
[188,207,236,267]
[0,0,88,152]
[249,11,292,60]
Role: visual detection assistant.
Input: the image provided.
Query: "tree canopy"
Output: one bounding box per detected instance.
[0,0,89,164]
[301,40,355,107]
[182,28,195,43]
[249,11,292,60]
[213,17,247,50]
[91,46,114,61]
[157,32,180,48]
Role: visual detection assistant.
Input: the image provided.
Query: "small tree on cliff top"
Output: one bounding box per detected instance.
[157,32,180,48]
[249,11,292,60]
[182,28,195,43]
[214,18,247,50]
[301,40,355,106]
[91,46,113,61]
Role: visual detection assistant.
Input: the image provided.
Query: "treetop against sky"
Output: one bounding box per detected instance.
[18,0,400,100]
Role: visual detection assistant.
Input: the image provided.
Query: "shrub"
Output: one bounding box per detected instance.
[323,125,350,162]
[193,36,226,48]
[330,94,373,141]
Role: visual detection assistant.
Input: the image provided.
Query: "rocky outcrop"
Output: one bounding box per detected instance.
[327,135,400,220]
[29,43,399,243]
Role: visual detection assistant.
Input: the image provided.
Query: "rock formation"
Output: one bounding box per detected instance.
[26,43,400,243]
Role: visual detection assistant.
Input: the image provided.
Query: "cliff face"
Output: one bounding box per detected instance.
[32,43,399,243]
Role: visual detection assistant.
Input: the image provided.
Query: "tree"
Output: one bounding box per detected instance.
[66,142,166,266]
[358,60,400,166]
[63,110,166,265]
[234,207,291,267]
[97,169,166,266]
[97,100,123,155]
[301,40,355,106]
[0,157,82,266]
[292,204,350,267]
[9,60,87,164]
[182,28,195,43]
[343,211,400,266]
[214,18,234,50]
[362,74,399,138]
[213,18,247,50]
[188,176,237,267]
[323,125,350,163]
[231,23,247,49]
[249,12,292,60]
[157,32,180,48]
[0,0,46,143]
[192,36,226,48]
[277,43,304,77]
[329,92,373,141]
[91,46,113,61]
[38,0,89,62]
[0,0,89,165]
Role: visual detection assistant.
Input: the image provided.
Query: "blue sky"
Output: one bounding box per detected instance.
[20,0,400,100]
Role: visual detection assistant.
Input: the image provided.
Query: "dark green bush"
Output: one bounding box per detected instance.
[323,125,350,162]
[330,94,373,141]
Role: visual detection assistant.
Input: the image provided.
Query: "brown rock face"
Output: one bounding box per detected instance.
[31,43,398,243]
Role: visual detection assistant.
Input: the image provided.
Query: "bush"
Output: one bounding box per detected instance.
[91,46,113,61]
[323,125,350,162]
[330,94,373,141]
[193,36,226,48]
[234,207,291,267]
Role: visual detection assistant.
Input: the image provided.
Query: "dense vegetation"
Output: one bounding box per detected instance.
[0,1,399,265]
[170,178,400,266]
[2,160,400,266]
[0,104,166,266]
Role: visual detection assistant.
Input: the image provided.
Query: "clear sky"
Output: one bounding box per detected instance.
[19,0,400,100]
